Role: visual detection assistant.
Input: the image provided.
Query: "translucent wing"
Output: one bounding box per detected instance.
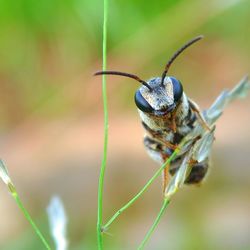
[204,76,250,125]
[165,148,194,199]
[192,126,215,162]
[181,76,249,158]
[193,75,249,174]
[165,126,215,196]
[165,76,249,194]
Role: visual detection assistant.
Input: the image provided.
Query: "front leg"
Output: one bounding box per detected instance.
[189,99,211,131]
[161,154,171,193]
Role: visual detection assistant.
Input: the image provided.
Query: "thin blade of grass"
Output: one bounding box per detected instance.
[0,160,51,250]
[96,0,109,248]
[137,198,170,250]
[102,145,182,231]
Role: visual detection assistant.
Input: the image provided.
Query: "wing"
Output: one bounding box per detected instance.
[165,127,215,197]
[164,75,249,195]
[204,75,250,125]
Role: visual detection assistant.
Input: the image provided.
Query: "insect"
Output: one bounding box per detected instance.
[95,35,250,192]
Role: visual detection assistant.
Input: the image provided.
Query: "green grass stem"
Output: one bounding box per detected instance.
[0,160,51,249]
[97,0,108,249]
[9,184,51,250]
[137,198,170,250]
[102,146,181,231]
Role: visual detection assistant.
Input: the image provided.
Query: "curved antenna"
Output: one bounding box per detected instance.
[94,70,152,91]
[161,35,204,85]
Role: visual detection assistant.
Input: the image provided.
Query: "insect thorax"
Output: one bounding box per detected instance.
[138,92,207,184]
[139,91,200,164]
[138,93,194,141]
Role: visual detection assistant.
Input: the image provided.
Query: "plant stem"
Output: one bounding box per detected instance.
[97,0,108,248]
[137,198,170,250]
[102,147,180,231]
[8,183,51,250]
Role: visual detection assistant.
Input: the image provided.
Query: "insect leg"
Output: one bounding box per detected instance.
[189,99,211,131]
[169,100,183,133]
[163,165,170,192]
[170,109,177,133]
[162,155,171,193]
[185,127,215,184]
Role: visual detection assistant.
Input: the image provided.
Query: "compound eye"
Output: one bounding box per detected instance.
[169,77,183,102]
[134,90,154,113]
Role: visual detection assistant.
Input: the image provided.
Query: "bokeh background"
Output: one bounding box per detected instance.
[0,0,249,249]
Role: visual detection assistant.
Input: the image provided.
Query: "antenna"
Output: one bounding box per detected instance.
[161,35,204,85]
[94,71,152,90]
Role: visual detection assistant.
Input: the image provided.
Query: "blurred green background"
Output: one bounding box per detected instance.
[0,0,249,249]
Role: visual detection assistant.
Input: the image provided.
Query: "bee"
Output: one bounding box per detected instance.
[95,35,250,191]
